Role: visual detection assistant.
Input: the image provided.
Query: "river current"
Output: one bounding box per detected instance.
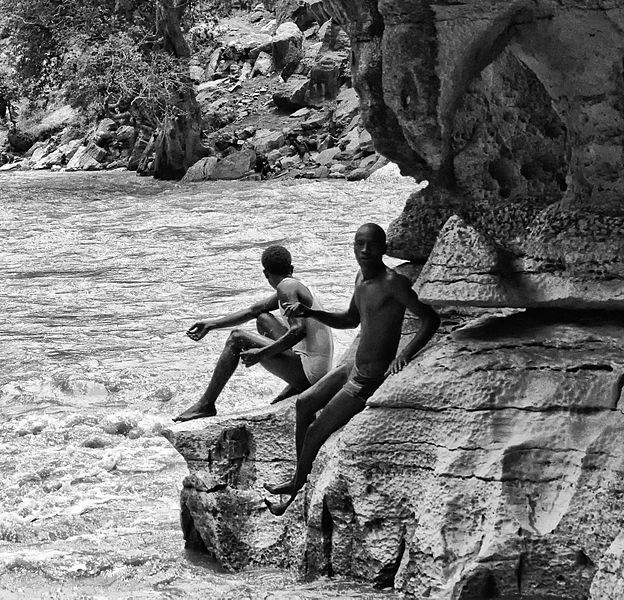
[0,170,417,599]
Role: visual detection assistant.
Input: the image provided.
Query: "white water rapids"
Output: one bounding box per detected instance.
[0,170,417,599]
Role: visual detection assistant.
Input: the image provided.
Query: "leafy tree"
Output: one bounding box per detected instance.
[0,0,196,121]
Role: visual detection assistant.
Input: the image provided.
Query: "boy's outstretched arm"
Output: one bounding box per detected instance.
[187,294,279,341]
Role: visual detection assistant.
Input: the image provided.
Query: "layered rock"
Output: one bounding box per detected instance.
[417,215,624,309]
[164,405,328,571]
[168,310,624,598]
[322,0,624,307]
[303,310,624,599]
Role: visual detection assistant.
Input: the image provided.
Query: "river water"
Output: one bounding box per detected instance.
[0,170,416,599]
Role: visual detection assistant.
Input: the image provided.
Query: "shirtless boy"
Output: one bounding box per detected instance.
[174,246,333,422]
[264,223,440,515]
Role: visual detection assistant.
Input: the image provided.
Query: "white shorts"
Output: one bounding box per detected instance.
[298,352,332,385]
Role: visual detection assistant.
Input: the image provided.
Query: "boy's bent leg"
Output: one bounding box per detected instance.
[256,312,287,340]
[174,329,276,422]
[295,364,350,457]
[257,313,307,403]
[259,352,310,394]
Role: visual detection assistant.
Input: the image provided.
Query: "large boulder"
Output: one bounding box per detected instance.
[272,21,304,75]
[251,129,286,155]
[181,156,218,183]
[273,76,314,111]
[32,139,82,170]
[416,215,624,310]
[182,148,256,182]
[65,142,108,171]
[163,405,315,571]
[212,148,256,180]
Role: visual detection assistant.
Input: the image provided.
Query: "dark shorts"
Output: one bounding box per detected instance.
[341,365,385,404]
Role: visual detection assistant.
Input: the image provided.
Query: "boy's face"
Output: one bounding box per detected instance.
[353,227,386,267]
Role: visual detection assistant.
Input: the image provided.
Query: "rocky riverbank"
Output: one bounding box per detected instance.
[0,4,389,182]
[165,0,624,598]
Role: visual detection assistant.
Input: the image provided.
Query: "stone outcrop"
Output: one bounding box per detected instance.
[321,0,624,308]
[417,215,624,310]
[164,406,317,571]
[168,309,624,598]
[181,147,256,182]
[304,310,624,599]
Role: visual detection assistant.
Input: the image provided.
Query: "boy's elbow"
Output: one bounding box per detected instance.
[429,311,440,332]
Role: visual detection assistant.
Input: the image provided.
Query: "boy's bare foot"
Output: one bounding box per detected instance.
[263,480,294,495]
[172,402,217,422]
[270,384,300,405]
[264,497,292,517]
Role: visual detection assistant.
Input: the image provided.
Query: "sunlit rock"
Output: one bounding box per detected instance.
[417,215,624,309]
[164,406,311,571]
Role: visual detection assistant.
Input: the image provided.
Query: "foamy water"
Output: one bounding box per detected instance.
[0,170,417,599]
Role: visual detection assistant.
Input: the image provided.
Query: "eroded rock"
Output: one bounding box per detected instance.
[304,310,624,598]
[164,406,313,571]
[323,0,624,308]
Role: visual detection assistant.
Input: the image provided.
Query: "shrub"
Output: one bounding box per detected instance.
[63,30,193,125]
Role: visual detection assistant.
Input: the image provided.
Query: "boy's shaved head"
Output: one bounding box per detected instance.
[356,223,386,244]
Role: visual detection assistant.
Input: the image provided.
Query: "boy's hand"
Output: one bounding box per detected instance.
[241,348,263,367]
[283,302,310,318]
[186,321,211,341]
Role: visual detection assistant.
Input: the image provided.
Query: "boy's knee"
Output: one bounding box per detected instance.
[227,329,244,347]
[295,393,314,418]
[256,312,272,334]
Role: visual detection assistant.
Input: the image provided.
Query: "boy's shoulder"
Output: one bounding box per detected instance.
[277,277,311,299]
[385,267,414,293]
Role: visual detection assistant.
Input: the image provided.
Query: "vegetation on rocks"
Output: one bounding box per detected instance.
[0,0,388,181]
[0,0,194,124]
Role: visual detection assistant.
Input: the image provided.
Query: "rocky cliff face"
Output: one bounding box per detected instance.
[305,310,624,599]
[166,1,624,597]
[324,0,624,308]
